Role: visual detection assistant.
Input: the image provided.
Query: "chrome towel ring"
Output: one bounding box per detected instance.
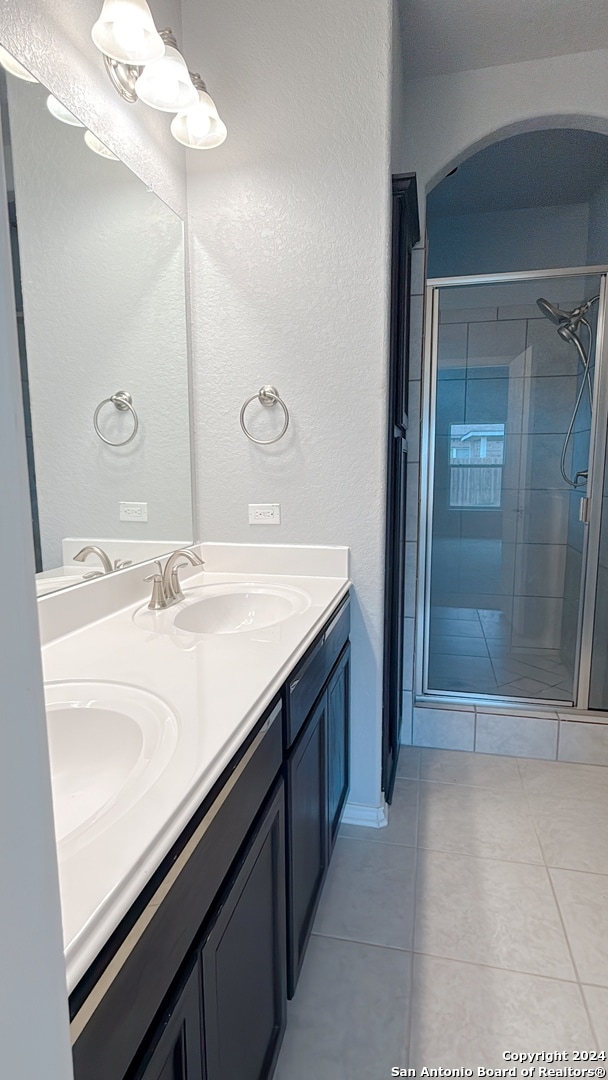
[240,385,289,445]
[93,390,139,447]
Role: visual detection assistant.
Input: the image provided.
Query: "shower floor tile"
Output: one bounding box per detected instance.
[428,605,574,701]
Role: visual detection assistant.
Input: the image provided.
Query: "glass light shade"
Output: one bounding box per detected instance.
[46,95,84,127]
[171,91,227,149]
[0,45,38,82]
[91,0,164,65]
[134,45,198,112]
[84,130,119,160]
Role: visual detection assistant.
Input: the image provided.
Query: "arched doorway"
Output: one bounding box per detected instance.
[417,127,608,710]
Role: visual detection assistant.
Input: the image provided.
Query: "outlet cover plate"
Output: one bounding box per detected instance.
[248,503,281,525]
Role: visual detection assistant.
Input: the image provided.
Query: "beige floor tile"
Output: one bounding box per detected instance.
[341,778,418,847]
[273,937,410,1080]
[396,746,421,779]
[409,954,595,1069]
[415,848,574,979]
[582,985,608,1048]
[313,837,416,950]
[421,747,524,790]
[550,869,608,986]
[518,758,608,800]
[528,795,608,874]
[418,780,543,863]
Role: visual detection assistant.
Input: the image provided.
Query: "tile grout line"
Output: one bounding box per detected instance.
[515,758,600,1051]
[545,867,600,1051]
[410,949,583,987]
[556,714,562,760]
[307,933,593,991]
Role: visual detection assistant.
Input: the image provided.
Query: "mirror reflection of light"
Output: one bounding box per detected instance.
[46,95,84,128]
[84,130,120,161]
[0,44,38,83]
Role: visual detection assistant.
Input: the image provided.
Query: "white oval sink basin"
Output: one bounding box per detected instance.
[172,583,311,635]
[45,681,179,847]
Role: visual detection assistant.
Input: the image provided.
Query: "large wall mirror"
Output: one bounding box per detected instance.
[0,50,193,595]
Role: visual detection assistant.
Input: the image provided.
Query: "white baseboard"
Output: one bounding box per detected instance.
[341,799,389,829]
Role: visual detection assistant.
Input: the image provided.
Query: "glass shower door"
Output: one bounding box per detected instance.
[424,272,602,703]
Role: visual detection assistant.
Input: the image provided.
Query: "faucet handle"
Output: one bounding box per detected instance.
[114,558,133,570]
[144,561,167,610]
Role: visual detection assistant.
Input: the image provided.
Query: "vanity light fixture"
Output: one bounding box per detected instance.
[134,29,197,112]
[92,3,226,147]
[91,0,164,65]
[0,44,38,83]
[84,130,120,160]
[46,94,85,127]
[170,74,227,149]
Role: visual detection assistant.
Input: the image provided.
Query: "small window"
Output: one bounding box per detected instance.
[449,423,505,509]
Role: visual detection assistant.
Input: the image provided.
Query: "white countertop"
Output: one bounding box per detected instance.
[39,544,350,994]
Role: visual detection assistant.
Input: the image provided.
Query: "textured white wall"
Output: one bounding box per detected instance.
[398,48,608,230]
[182,0,393,811]
[0,0,186,216]
[391,0,408,174]
[8,78,192,570]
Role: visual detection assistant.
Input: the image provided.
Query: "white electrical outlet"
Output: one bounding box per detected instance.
[248,503,281,525]
[119,501,148,522]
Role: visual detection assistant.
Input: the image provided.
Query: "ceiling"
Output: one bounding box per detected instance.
[400,0,608,80]
[428,129,608,215]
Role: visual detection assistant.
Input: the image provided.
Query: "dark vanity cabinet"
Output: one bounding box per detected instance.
[284,596,350,996]
[132,961,203,1080]
[326,645,350,855]
[132,783,286,1080]
[71,594,350,1080]
[286,691,328,996]
[201,782,286,1080]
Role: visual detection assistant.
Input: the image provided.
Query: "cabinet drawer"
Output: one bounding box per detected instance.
[71,698,282,1080]
[286,596,350,749]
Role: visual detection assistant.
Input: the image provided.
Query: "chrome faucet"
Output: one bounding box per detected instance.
[162,549,204,604]
[73,545,114,574]
[144,549,204,610]
[73,545,133,575]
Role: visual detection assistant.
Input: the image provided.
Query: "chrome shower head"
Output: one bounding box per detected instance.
[536,297,569,324]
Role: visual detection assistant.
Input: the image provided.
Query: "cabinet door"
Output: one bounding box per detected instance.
[201,781,286,1080]
[133,960,203,1080]
[327,644,350,855]
[286,694,327,997]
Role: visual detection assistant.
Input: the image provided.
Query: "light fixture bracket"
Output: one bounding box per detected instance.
[103,52,143,102]
[190,72,207,93]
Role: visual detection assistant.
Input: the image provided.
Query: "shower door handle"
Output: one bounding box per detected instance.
[579,497,590,525]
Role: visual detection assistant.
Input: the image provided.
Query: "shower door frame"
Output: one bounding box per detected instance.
[416,264,608,711]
